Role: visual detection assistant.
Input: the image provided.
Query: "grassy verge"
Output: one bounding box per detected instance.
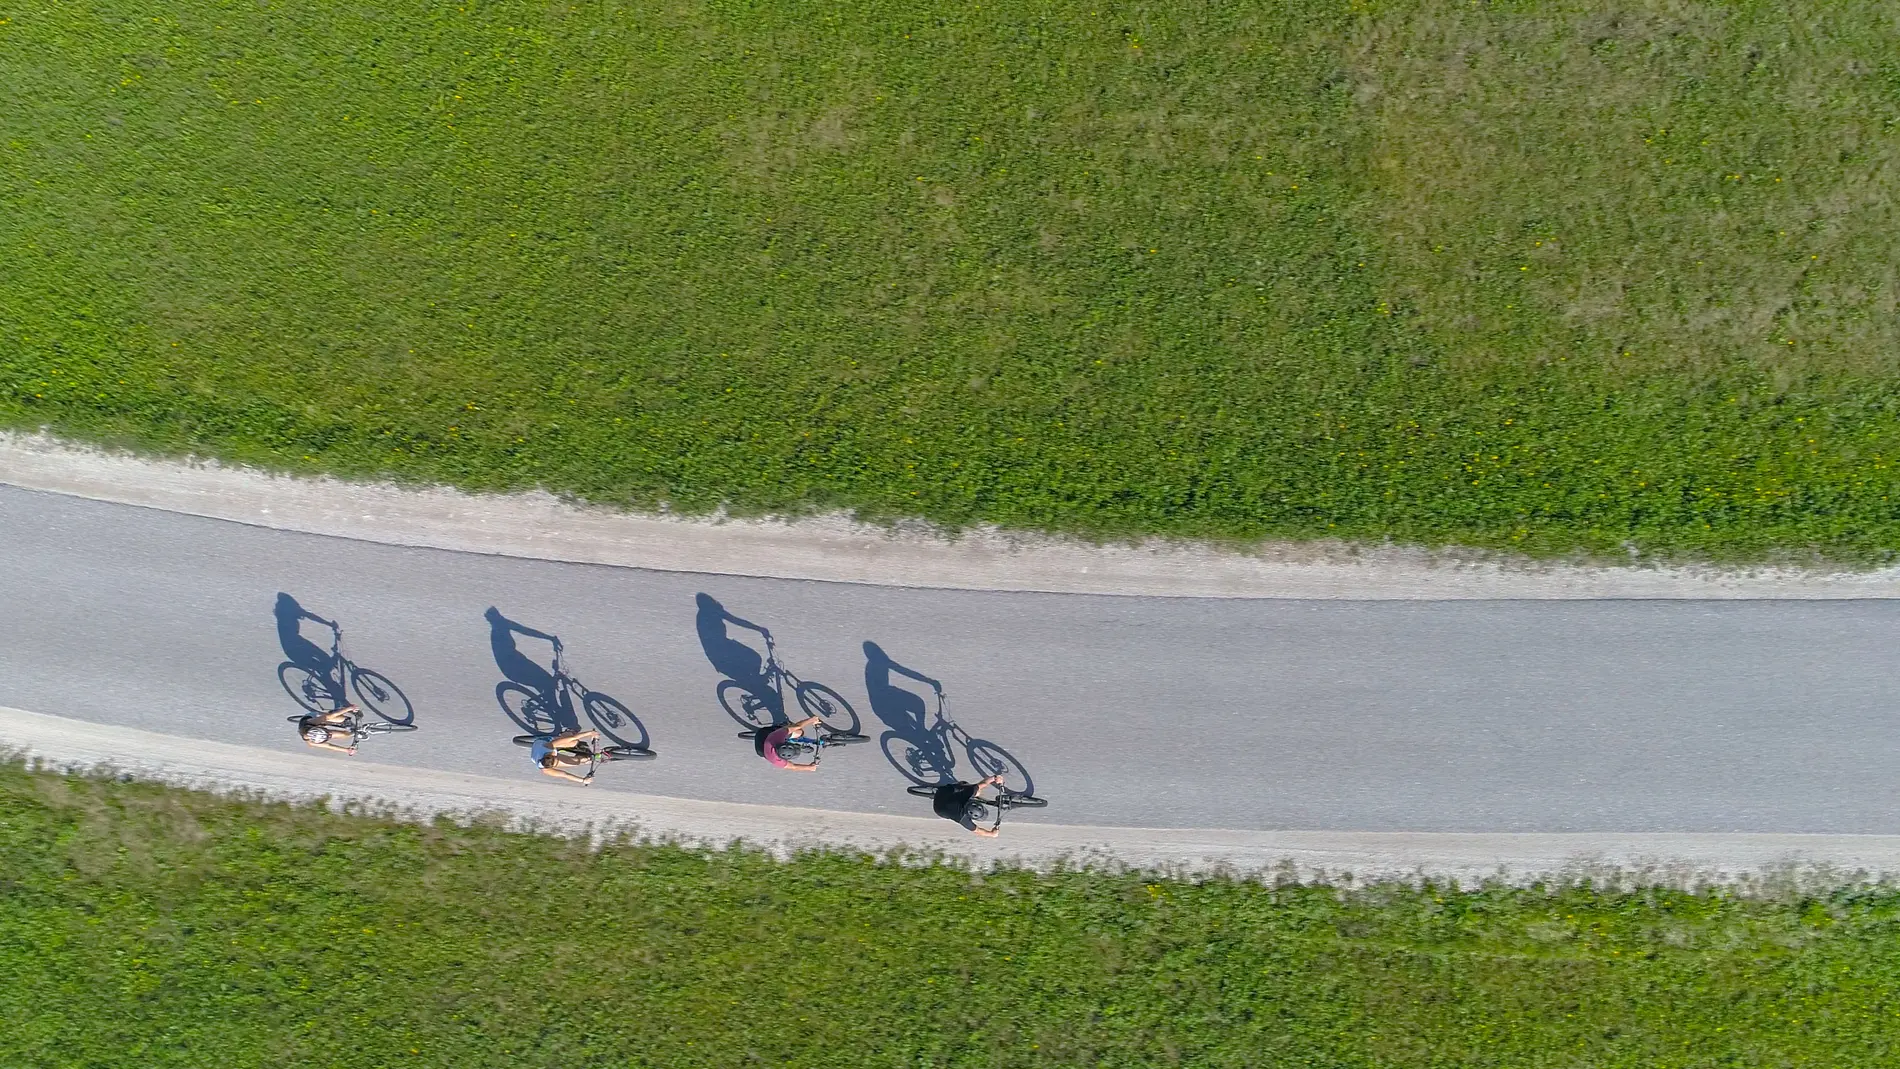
[3,764,1899,1067]
[3,2,1899,559]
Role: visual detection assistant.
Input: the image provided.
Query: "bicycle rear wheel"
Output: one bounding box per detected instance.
[906,784,940,798]
[795,681,860,736]
[512,735,545,747]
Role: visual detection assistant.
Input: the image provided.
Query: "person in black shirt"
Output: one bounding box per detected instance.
[929,773,1007,838]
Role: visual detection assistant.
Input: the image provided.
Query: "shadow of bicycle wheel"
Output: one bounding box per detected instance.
[497,681,564,735]
[964,738,1035,798]
[584,691,651,751]
[350,666,415,726]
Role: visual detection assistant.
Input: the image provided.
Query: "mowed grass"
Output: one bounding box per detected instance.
[3,1,1899,558]
[4,765,1900,1067]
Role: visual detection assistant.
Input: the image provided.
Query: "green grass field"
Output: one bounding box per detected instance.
[4,1,1899,558]
[4,764,1899,1067]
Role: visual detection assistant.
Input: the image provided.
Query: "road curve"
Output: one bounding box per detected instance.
[4,482,1900,879]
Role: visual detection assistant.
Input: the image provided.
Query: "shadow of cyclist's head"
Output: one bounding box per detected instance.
[693,592,771,688]
[861,642,928,736]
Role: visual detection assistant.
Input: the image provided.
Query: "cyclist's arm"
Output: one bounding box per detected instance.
[551,728,598,748]
[505,619,560,645]
[720,609,771,638]
[970,825,999,838]
[885,661,941,691]
[539,765,591,784]
[307,739,356,755]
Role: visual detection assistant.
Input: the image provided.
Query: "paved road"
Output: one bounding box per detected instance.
[5,484,1898,835]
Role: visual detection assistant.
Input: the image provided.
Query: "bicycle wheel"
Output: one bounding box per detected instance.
[997,792,1048,810]
[278,662,341,714]
[600,745,658,762]
[512,734,545,747]
[359,722,417,736]
[820,731,869,745]
[795,681,860,736]
[498,682,560,735]
[350,666,415,726]
[584,692,649,750]
[906,783,941,798]
[716,680,776,730]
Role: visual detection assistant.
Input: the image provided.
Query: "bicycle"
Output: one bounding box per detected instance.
[717,631,860,737]
[879,683,1031,795]
[497,639,652,751]
[906,781,1048,832]
[286,712,417,746]
[738,722,869,766]
[512,734,657,777]
[279,625,414,726]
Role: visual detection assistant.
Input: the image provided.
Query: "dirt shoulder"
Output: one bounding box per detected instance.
[5,432,1899,599]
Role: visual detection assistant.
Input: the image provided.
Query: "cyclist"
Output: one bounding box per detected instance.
[297,703,361,756]
[532,727,604,785]
[756,713,826,772]
[928,773,1008,838]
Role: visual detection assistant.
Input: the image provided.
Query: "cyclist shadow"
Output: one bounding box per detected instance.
[485,606,650,749]
[274,592,415,726]
[862,640,1035,796]
[694,592,786,728]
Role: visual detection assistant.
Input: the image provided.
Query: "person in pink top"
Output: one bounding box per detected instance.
[758,713,826,772]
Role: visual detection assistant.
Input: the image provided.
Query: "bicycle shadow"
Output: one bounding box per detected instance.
[485,607,650,749]
[273,592,415,725]
[862,640,1035,795]
[694,592,785,727]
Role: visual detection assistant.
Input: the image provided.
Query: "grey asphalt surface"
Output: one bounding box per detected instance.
[5,484,1899,834]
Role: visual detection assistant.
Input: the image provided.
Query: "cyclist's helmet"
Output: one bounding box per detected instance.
[773,740,810,764]
[301,725,332,745]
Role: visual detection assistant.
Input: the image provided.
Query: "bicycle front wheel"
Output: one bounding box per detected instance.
[360,722,418,736]
[997,792,1048,810]
[351,667,415,726]
[795,681,860,736]
[601,745,658,762]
